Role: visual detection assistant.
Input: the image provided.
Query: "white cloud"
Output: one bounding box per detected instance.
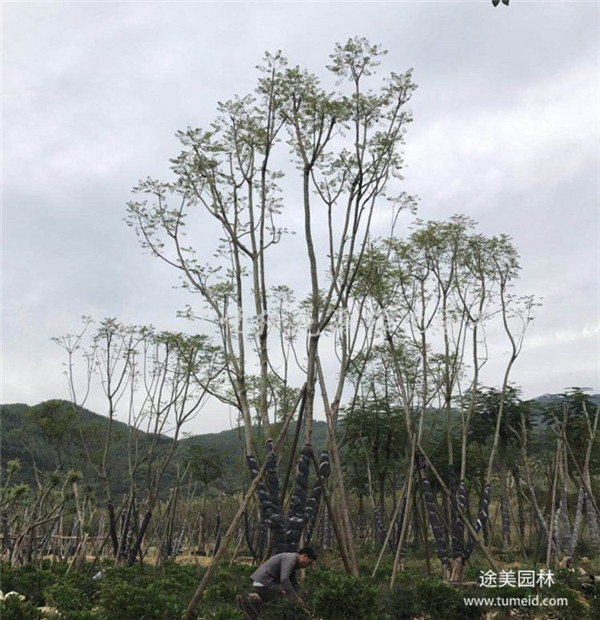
[2,2,598,433]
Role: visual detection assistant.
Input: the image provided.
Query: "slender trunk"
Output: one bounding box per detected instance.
[546,445,561,568]
[2,514,13,556]
[309,450,354,575]
[512,466,526,548]
[414,449,450,579]
[499,455,511,547]
[107,500,119,556]
[372,478,407,578]
[568,486,585,558]
[303,451,331,545]
[284,445,312,552]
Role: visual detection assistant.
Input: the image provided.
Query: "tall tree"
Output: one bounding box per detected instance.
[126,37,417,573]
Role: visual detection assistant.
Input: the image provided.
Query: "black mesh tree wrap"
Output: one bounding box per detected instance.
[265,440,282,512]
[304,450,330,544]
[283,445,313,552]
[265,445,287,552]
[449,464,467,560]
[242,511,258,562]
[416,450,450,568]
[463,483,491,561]
[246,455,274,551]
[374,505,385,548]
[246,451,287,554]
[257,519,268,558]
[246,443,330,555]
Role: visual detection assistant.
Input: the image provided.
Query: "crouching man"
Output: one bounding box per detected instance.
[250,546,317,612]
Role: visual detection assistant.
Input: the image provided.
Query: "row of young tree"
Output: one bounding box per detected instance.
[2,37,598,618]
[3,388,597,586]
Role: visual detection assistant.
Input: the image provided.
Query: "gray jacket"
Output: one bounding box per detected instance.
[250,552,300,596]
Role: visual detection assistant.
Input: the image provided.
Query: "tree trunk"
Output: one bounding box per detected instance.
[568,486,585,558]
[512,466,526,548]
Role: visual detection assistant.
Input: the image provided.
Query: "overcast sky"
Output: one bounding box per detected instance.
[2,1,599,435]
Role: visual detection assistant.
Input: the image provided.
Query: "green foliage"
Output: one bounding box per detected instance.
[0,594,44,620]
[1,401,328,495]
[1,557,596,620]
[339,396,406,501]
[385,572,421,619]
[54,612,101,620]
[94,562,205,619]
[307,568,380,619]
[202,563,252,606]
[96,579,183,619]
[26,400,78,466]
[260,597,310,620]
[186,445,224,488]
[0,563,55,605]
[44,572,97,612]
[388,572,484,620]
[200,609,242,620]
[587,582,600,620]
[467,386,532,450]
[538,388,600,470]
[543,581,588,620]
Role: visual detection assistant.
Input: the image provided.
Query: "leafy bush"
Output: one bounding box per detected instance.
[543,581,588,620]
[308,569,380,620]
[203,563,253,605]
[260,597,310,620]
[89,561,209,619]
[588,582,600,620]
[200,609,242,620]
[55,612,102,620]
[388,573,484,620]
[0,563,56,605]
[0,593,44,620]
[419,579,484,620]
[386,573,421,619]
[44,572,98,612]
[96,579,183,620]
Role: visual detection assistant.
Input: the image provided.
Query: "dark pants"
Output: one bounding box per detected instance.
[254,584,285,604]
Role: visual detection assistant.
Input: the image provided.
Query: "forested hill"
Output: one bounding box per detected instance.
[2,394,598,496]
[0,400,328,495]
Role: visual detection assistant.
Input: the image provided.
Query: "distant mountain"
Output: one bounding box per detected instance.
[0,400,328,496]
[2,393,596,497]
[533,393,600,406]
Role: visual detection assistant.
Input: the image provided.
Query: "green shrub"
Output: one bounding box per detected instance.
[200,608,242,620]
[0,594,44,620]
[44,572,98,612]
[388,574,484,620]
[96,578,183,619]
[588,582,600,620]
[386,574,421,619]
[308,569,380,620]
[202,563,252,605]
[0,564,56,605]
[260,597,310,620]
[204,581,240,603]
[419,579,483,620]
[44,581,89,612]
[55,612,102,620]
[543,581,588,620]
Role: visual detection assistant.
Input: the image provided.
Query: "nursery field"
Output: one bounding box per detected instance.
[1,550,599,620]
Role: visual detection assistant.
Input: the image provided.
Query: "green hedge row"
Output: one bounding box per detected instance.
[0,561,597,619]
